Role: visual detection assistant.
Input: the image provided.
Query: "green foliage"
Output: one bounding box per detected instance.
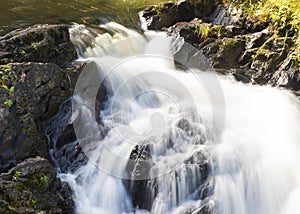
[4,99,13,107]
[225,0,300,35]
[39,174,48,184]
[31,44,38,51]
[195,24,210,40]
[30,199,37,208]
[0,64,11,72]
[12,171,21,181]
[224,0,300,67]
[20,50,26,55]
[292,53,300,67]
[0,64,17,107]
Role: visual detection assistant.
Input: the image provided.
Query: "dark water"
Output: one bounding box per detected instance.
[0,0,169,35]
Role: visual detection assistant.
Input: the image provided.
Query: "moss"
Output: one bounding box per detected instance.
[31,44,38,51]
[256,48,276,60]
[0,64,11,72]
[224,0,300,66]
[147,2,174,15]
[39,174,48,184]
[3,170,49,212]
[292,53,300,67]
[0,64,17,108]
[223,38,241,47]
[195,23,210,40]
[195,23,231,41]
[12,171,22,182]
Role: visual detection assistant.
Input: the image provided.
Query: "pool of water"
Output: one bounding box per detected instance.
[0,0,170,35]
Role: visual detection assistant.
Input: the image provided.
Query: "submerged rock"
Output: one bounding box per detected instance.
[125,144,156,211]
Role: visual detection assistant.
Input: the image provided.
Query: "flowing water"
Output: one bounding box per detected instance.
[45,22,300,214]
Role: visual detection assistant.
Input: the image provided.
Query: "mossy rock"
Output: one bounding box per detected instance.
[213,38,246,68]
[0,157,74,214]
[141,0,217,30]
[0,24,77,66]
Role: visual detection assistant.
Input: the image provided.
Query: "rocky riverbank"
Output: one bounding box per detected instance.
[0,24,83,213]
[1,0,299,213]
[141,0,300,92]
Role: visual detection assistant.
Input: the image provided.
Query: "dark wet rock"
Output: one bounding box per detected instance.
[185,151,210,181]
[55,140,88,173]
[0,62,83,173]
[141,0,216,30]
[0,24,77,66]
[269,52,300,91]
[169,20,246,70]
[0,24,82,213]
[212,38,246,69]
[191,201,214,214]
[125,144,156,210]
[0,157,74,213]
[44,98,88,173]
[244,29,270,49]
[249,37,293,84]
[0,62,80,211]
[167,15,299,89]
[206,2,241,26]
[13,63,71,122]
[44,62,108,173]
[182,151,213,213]
[176,118,207,144]
[161,0,300,89]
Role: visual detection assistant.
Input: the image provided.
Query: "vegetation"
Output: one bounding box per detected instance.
[0,64,16,108]
[196,24,210,40]
[224,0,300,66]
[39,174,48,184]
[12,171,22,181]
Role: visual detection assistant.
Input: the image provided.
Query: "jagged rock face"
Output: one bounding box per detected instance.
[0,62,79,173]
[167,17,299,87]
[141,0,217,30]
[141,0,299,90]
[44,63,108,173]
[0,157,74,213]
[0,24,77,66]
[125,144,156,210]
[0,24,81,213]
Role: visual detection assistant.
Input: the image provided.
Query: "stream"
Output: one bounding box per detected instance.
[45,22,300,214]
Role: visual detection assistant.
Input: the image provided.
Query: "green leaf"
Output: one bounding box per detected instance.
[4,99,13,107]
[9,86,14,94]
[2,85,8,90]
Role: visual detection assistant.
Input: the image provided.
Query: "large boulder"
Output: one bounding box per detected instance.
[0,62,82,173]
[141,0,216,30]
[0,24,77,66]
[0,157,74,213]
[0,24,82,213]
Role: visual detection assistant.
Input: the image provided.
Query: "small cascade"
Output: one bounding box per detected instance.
[46,22,300,214]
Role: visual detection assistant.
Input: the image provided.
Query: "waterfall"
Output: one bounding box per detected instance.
[47,22,300,214]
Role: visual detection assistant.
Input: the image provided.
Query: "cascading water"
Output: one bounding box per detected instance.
[46,22,300,214]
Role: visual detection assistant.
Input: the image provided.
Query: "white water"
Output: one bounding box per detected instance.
[60,22,300,214]
[214,82,300,214]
